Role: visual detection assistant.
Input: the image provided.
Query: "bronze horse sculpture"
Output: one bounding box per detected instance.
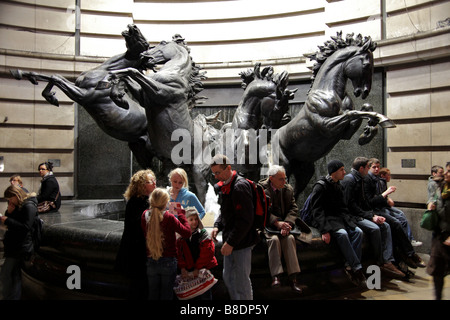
[10,24,155,168]
[271,32,395,198]
[218,62,296,181]
[108,36,212,204]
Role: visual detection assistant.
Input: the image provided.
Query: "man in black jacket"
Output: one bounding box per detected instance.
[360,158,426,269]
[210,154,257,300]
[341,157,405,278]
[309,160,366,288]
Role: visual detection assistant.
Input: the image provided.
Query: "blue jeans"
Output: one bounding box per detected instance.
[386,207,413,241]
[332,227,363,272]
[356,219,394,264]
[0,257,22,300]
[223,246,253,300]
[146,256,177,300]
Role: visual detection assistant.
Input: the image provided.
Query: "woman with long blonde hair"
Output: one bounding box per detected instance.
[1,185,38,300]
[142,188,191,300]
[115,169,156,300]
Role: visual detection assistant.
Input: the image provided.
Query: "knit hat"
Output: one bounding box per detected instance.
[185,206,204,230]
[327,160,345,175]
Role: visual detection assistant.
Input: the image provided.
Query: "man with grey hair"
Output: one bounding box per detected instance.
[259,165,304,294]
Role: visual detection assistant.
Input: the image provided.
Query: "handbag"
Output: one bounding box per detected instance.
[37,192,59,213]
[173,268,217,300]
[420,209,438,231]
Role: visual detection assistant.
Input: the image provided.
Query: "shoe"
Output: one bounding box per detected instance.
[404,256,418,269]
[411,240,423,247]
[271,276,281,287]
[380,262,406,279]
[411,253,426,268]
[289,279,303,294]
[352,269,367,289]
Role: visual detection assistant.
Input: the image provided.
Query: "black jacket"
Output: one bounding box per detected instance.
[115,196,149,276]
[214,172,257,250]
[3,196,38,259]
[363,172,389,210]
[310,176,359,234]
[341,169,375,220]
[37,174,61,211]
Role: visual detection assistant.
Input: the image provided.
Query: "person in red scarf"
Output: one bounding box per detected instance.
[176,206,218,300]
[210,154,258,300]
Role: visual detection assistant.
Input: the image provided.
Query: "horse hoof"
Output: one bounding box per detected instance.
[358,126,378,145]
[10,69,23,80]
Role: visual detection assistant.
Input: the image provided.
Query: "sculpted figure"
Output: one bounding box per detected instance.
[10,25,155,167]
[271,32,395,198]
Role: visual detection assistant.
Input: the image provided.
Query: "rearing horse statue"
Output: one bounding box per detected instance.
[10,24,155,168]
[218,62,297,181]
[109,36,211,204]
[271,32,395,198]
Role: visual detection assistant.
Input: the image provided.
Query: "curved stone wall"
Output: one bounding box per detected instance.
[0,0,449,209]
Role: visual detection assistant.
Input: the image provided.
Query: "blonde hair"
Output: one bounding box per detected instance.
[123,169,156,201]
[146,188,170,260]
[168,168,188,189]
[3,185,33,208]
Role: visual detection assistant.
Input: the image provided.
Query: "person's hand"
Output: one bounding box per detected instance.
[0,215,7,224]
[181,268,189,280]
[322,232,331,244]
[373,215,385,224]
[221,242,233,256]
[276,221,292,236]
[192,269,199,278]
[211,227,219,242]
[428,202,436,211]
[387,197,395,207]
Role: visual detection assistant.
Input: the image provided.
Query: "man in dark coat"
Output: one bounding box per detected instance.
[309,160,366,288]
[210,154,257,300]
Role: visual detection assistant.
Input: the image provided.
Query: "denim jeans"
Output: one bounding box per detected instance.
[0,257,22,300]
[332,227,363,272]
[356,219,394,265]
[385,207,413,241]
[146,256,177,300]
[223,246,253,300]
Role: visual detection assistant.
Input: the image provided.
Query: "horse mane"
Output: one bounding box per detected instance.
[307,31,377,84]
[174,40,208,110]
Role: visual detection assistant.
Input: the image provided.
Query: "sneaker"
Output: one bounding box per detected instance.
[411,240,422,247]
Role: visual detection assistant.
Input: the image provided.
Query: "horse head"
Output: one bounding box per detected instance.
[140,39,190,72]
[308,32,377,100]
[122,24,149,60]
[344,37,376,99]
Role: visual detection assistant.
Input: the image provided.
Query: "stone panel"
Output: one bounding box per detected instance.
[388,179,428,204]
[386,93,430,119]
[431,90,450,117]
[431,121,450,146]
[386,123,431,147]
[387,151,431,175]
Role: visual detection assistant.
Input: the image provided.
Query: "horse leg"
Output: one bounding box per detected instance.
[10,69,53,85]
[192,164,209,206]
[42,82,60,107]
[128,134,155,169]
[288,160,315,200]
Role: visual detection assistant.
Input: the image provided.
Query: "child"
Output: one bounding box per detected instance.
[176,206,218,300]
[142,188,191,300]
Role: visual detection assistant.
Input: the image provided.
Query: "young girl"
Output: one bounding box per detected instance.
[176,206,218,300]
[142,188,191,300]
[168,168,206,219]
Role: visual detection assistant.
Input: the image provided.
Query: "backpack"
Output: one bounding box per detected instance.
[215,174,269,231]
[299,180,325,225]
[31,214,44,251]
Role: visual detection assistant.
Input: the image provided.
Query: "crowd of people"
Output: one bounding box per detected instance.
[1,157,449,300]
